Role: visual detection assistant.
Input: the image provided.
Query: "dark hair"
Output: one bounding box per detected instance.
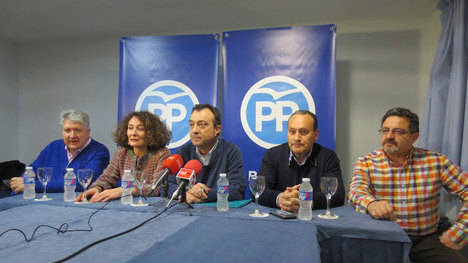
[288,110,318,131]
[381,107,419,133]
[192,104,222,127]
[113,111,171,151]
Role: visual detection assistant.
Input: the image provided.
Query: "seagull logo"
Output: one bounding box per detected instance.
[135,80,199,149]
[250,87,301,100]
[240,75,315,149]
[144,91,190,102]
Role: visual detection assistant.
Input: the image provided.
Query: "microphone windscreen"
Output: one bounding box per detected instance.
[184,160,203,176]
[162,154,184,174]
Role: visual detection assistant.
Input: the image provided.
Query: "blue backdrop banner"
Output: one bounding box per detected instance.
[119,34,219,149]
[222,25,336,197]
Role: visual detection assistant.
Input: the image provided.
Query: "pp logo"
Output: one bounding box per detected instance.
[135,80,199,149]
[240,76,315,149]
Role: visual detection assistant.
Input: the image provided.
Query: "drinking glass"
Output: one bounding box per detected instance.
[249,175,268,217]
[77,169,93,203]
[35,167,53,201]
[131,170,148,207]
[318,177,339,219]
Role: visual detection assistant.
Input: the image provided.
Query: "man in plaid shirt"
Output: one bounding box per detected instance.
[349,107,468,263]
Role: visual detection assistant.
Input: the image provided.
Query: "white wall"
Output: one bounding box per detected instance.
[334,16,441,192]
[17,38,120,164]
[0,40,19,161]
[336,29,421,186]
[11,15,440,190]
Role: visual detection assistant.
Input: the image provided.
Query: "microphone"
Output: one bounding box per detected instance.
[148,154,183,197]
[167,160,202,207]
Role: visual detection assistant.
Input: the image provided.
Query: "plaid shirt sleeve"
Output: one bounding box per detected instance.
[348,155,378,213]
[439,155,468,247]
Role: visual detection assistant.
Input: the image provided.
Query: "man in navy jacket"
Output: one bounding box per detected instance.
[10,109,109,193]
[258,110,344,212]
[168,104,245,203]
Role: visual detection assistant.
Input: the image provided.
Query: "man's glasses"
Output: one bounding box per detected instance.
[378,128,409,136]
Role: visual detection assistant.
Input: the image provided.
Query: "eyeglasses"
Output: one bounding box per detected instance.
[378,128,409,136]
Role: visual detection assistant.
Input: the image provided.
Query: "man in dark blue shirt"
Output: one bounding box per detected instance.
[168,104,245,204]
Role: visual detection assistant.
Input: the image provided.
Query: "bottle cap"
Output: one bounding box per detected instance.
[220,173,227,177]
[302,177,310,182]
[26,166,33,170]
[66,168,73,171]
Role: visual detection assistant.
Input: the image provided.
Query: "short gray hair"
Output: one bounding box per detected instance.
[60,109,90,129]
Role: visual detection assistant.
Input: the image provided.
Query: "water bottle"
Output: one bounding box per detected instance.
[121,169,133,205]
[298,177,313,220]
[217,173,229,212]
[64,168,76,202]
[23,166,36,199]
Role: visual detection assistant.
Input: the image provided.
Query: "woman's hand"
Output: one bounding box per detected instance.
[74,187,101,202]
[89,187,123,202]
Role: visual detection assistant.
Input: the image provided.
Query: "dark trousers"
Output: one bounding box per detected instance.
[409,233,468,263]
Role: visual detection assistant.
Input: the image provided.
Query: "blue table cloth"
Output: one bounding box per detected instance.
[0,194,410,262]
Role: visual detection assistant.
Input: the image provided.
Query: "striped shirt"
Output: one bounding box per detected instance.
[349,147,468,247]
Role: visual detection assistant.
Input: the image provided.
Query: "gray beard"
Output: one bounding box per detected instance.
[384,144,399,154]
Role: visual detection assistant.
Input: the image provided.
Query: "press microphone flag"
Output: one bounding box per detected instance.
[167,160,203,207]
[176,159,202,185]
[148,154,184,196]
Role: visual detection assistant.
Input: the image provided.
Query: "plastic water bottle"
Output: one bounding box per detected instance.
[23,166,36,199]
[64,168,76,202]
[298,177,313,220]
[121,169,133,205]
[217,173,229,212]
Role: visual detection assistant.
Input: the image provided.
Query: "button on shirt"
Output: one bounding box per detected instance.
[349,147,468,247]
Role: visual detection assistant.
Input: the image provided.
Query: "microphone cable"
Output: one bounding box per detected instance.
[0,192,133,242]
[0,201,111,242]
[53,201,177,263]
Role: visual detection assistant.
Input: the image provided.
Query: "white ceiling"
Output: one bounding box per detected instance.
[0,0,439,42]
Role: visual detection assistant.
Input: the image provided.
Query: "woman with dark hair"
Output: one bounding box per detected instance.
[75,111,171,202]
